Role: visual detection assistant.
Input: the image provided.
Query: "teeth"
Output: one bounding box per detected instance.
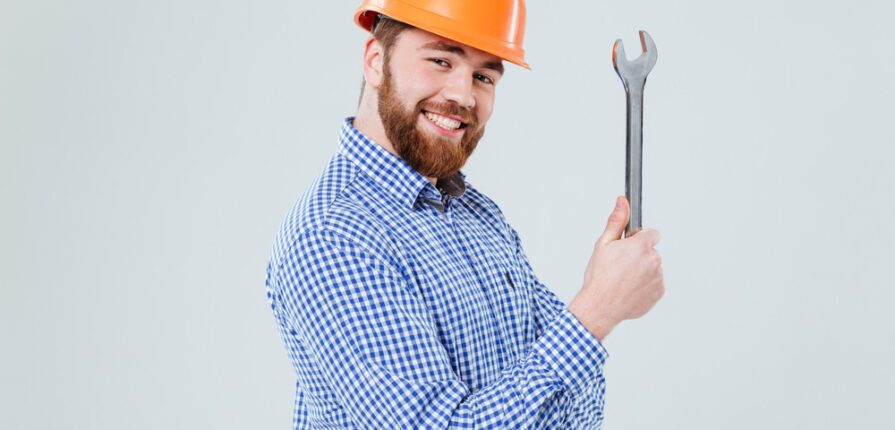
[424,111,462,130]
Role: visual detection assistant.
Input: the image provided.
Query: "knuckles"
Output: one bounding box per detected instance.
[639,239,653,254]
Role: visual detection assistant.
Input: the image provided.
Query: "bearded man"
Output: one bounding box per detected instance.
[264,1,665,428]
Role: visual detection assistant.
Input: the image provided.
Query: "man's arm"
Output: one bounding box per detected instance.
[270,226,608,429]
[508,224,610,427]
[508,226,576,338]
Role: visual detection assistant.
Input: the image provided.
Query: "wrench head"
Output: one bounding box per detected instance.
[612,30,658,84]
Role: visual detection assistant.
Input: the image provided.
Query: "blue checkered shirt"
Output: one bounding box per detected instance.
[265,118,609,429]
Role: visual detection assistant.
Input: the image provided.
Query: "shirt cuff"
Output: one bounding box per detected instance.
[532,308,610,394]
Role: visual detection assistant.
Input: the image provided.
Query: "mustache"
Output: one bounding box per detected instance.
[418,101,476,125]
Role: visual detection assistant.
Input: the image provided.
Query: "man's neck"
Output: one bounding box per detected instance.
[352,111,395,156]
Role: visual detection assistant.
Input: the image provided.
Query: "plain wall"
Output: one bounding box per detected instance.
[1,0,893,428]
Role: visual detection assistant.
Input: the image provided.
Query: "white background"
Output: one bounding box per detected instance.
[1,0,893,428]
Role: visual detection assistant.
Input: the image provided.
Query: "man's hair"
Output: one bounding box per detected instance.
[358,15,414,105]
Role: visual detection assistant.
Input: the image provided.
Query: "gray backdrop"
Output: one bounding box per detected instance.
[2,0,893,428]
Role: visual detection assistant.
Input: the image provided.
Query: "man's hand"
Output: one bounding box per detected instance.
[568,196,665,341]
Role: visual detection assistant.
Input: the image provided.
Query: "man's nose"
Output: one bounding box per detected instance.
[441,71,475,110]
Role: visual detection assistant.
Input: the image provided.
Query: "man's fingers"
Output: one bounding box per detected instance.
[634,228,661,247]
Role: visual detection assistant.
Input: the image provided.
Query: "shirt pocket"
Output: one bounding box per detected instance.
[492,256,536,350]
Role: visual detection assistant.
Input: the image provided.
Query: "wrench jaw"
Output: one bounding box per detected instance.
[638,30,658,73]
[611,39,624,73]
[612,39,628,81]
[612,30,658,84]
[612,40,630,92]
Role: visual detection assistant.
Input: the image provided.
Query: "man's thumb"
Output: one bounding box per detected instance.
[597,196,630,248]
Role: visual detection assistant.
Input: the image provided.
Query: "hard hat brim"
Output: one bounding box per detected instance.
[354,7,531,70]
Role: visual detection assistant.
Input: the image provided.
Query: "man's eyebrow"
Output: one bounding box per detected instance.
[482,61,505,76]
[420,41,466,57]
[419,41,505,76]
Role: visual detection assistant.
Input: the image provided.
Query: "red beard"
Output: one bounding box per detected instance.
[378,64,485,179]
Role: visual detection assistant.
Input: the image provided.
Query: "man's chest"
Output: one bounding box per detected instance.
[381,201,538,389]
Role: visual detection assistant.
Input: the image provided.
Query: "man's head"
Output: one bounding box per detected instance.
[362,17,503,178]
[351,2,527,180]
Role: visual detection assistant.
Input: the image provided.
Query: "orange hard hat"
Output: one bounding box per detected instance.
[354,0,530,69]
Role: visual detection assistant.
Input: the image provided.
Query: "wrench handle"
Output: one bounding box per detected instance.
[624,83,645,238]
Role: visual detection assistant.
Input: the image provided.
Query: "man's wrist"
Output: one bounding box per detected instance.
[567,301,618,342]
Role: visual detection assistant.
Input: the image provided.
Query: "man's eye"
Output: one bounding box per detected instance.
[431,59,450,68]
[475,74,494,85]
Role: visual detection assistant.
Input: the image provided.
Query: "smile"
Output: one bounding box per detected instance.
[422,110,466,131]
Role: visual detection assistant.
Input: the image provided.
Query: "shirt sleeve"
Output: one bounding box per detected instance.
[271,226,609,429]
[509,226,611,427]
[509,227,604,345]
[508,226,569,338]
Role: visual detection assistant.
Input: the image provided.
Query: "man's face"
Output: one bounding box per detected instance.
[376,28,504,179]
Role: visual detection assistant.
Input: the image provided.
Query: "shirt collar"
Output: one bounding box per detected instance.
[337,117,467,210]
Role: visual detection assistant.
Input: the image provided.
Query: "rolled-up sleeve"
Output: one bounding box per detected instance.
[270,226,609,428]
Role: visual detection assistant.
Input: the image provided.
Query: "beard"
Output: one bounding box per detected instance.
[377,63,485,179]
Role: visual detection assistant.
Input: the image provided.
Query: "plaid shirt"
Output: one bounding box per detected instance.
[265,117,609,429]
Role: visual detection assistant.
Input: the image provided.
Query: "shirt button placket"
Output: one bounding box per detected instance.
[443,201,453,223]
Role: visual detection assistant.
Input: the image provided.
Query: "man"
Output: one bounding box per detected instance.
[265,1,665,428]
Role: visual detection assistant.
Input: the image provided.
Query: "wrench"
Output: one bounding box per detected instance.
[612,31,657,238]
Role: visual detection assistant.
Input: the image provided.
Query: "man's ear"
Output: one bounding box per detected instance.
[363,36,384,89]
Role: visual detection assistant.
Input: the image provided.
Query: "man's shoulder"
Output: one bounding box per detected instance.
[268,153,392,268]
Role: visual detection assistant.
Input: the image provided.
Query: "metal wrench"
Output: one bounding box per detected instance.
[612,31,657,238]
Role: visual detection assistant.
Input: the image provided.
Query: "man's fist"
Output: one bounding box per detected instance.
[568,196,665,341]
